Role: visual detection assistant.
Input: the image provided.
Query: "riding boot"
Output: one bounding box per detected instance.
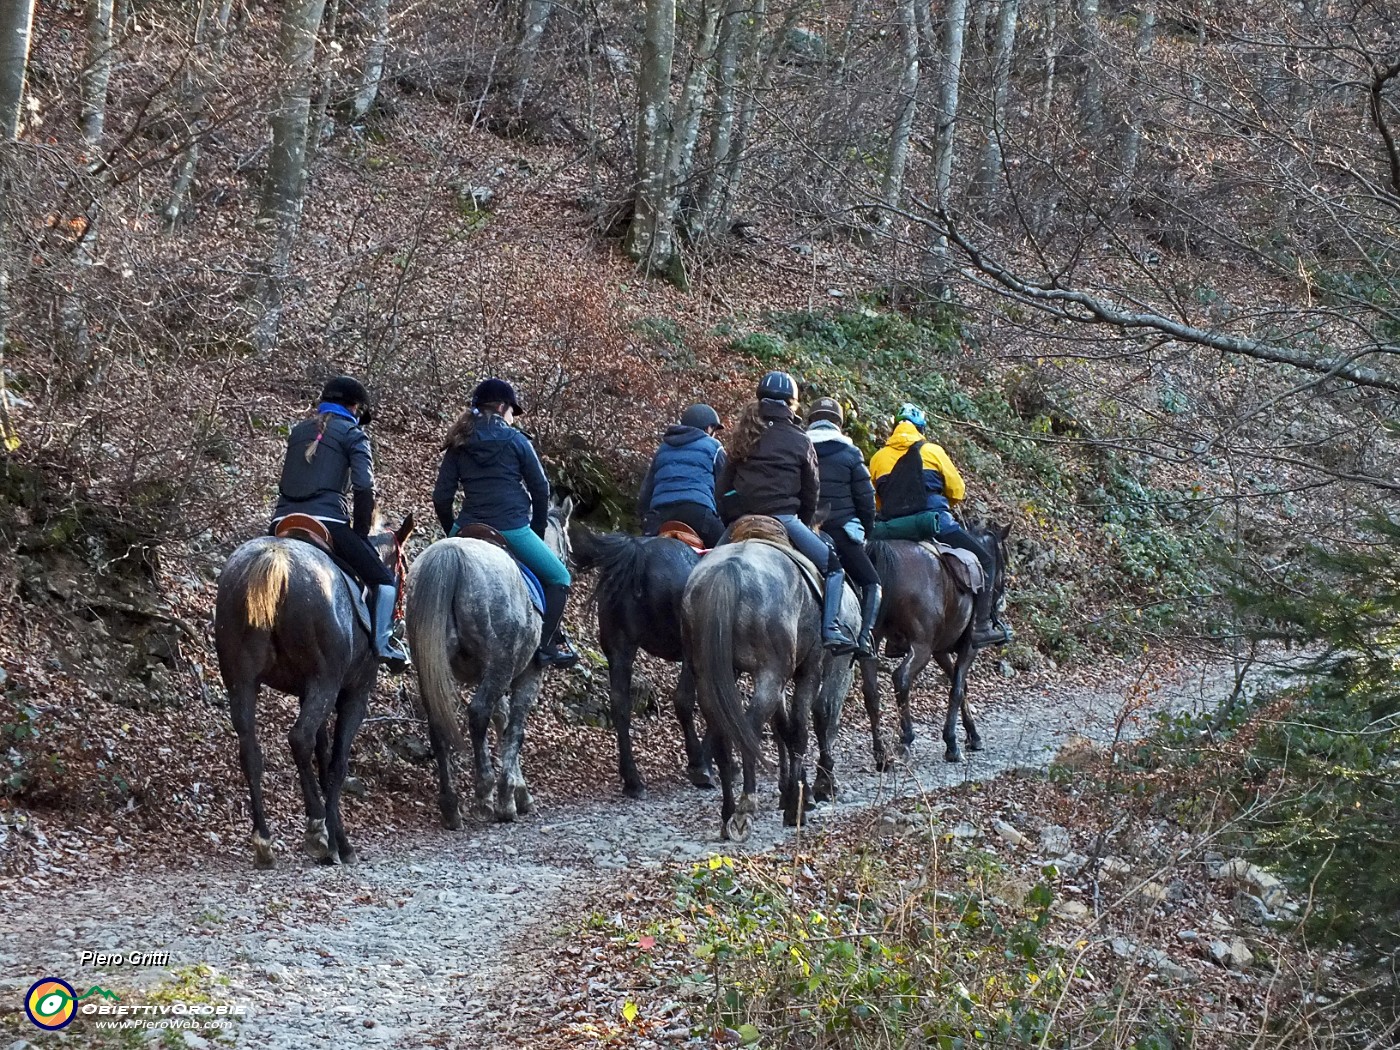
[820,570,858,655]
[536,583,579,669]
[371,584,409,672]
[970,586,1011,650]
[855,582,882,658]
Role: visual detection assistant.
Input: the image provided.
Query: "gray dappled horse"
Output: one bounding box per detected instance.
[215,515,414,868]
[567,522,714,798]
[681,539,860,841]
[862,522,1011,766]
[406,500,572,825]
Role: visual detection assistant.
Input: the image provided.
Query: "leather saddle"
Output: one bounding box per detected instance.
[457,523,512,550]
[722,515,825,601]
[274,513,334,553]
[454,523,545,614]
[657,520,706,552]
[917,541,984,594]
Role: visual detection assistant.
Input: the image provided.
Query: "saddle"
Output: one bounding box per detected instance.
[453,523,545,615]
[723,515,825,602]
[657,520,706,552]
[917,541,984,594]
[274,513,333,553]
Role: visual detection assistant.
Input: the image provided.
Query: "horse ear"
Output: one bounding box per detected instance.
[996,522,1012,542]
[397,512,416,545]
[559,495,574,522]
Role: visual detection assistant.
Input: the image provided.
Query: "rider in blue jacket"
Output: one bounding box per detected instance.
[272,375,407,670]
[637,403,727,547]
[432,378,578,669]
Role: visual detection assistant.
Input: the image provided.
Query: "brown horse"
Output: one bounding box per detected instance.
[861,522,1011,765]
[215,515,414,868]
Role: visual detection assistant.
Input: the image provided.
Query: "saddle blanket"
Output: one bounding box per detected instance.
[518,563,545,616]
[745,538,827,602]
[335,568,373,636]
[918,542,984,593]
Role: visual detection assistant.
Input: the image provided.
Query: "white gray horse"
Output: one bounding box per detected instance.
[405,499,572,825]
[681,538,860,841]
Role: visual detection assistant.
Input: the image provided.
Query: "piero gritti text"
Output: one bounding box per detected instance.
[78,951,171,967]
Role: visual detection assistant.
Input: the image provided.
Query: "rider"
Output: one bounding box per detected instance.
[637,403,727,547]
[717,371,857,655]
[806,397,882,657]
[432,378,579,670]
[868,402,1009,648]
[271,375,408,671]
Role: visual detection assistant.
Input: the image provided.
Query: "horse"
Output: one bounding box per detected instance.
[681,535,860,841]
[405,499,572,826]
[567,523,714,797]
[860,522,1011,766]
[214,514,414,869]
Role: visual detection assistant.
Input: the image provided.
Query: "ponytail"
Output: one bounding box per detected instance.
[304,412,332,463]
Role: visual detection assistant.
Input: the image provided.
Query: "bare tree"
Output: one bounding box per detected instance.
[80,0,116,146]
[511,0,554,110]
[879,0,921,226]
[1073,0,1103,134]
[973,0,1019,198]
[351,0,392,119]
[0,0,35,140]
[252,0,329,351]
[165,0,236,230]
[922,0,970,297]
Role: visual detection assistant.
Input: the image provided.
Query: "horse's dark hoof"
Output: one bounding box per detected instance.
[944,749,962,763]
[901,731,917,747]
[724,813,753,842]
[623,780,648,800]
[687,766,717,790]
[441,799,463,830]
[339,846,358,865]
[967,737,984,752]
[813,773,835,803]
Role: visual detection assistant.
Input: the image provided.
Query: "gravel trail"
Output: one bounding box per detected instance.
[1,661,1247,1048]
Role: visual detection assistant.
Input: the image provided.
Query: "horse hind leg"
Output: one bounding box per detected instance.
[675,662,716,789]
[715,737,749,843]
[894,644,935,758]
[607,642,646,798]
[859,653,889,772]
[228,678,275,869]
[324,684,371,864]
[290,683,338,863]
[495,670,542,823]
[466,677,503,822]
[952,648,982,757]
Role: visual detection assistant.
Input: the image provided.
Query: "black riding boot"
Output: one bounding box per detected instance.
[855,582,882,658]
[970,586,1011,649]
[536,583,579,669]
[821,571,858,655]
[371,584,408,672]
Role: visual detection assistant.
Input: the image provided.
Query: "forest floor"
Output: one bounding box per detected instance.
[0,655,1259,1048]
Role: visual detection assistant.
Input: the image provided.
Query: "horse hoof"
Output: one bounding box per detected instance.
[967,737,984,752]
[944,749,962,763]
[737,793,757,816]
[624,780,648,800]
[515,788,535,816]
[813,774,836,803]
[442,809,463,831]
[873,752,890,773]
[339,846,358,865]
[473,800,495,823]
[303,819,330,861]
[252,834,275,870]
[726,813,753,842]
[687,766,717,790]
[894,743,911,762]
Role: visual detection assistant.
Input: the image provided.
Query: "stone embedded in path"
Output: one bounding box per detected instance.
[1039,825,1072,856]
[991,819,1025,846]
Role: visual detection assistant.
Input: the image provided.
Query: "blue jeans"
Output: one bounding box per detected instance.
[498,525,571,586]
[774,515,837,573]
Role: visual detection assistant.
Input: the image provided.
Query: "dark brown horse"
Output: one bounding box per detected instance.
[215,515,414,868]
[861,522,1011,765]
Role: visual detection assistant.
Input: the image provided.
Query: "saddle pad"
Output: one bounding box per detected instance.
[336,568,373,636]
[457,533,545,615]
[518,562,545,616]
[746,538,825,602]
[918,542,983,593]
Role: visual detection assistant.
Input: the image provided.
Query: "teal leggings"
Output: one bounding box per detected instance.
[499,525,571,587]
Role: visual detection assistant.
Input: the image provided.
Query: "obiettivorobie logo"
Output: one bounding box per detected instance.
[24,978,120,1030]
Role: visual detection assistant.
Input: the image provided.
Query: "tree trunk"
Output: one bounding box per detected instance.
[0,0,36,140]
[1074,0,1102,136]
[1115,0,1155,191]
[922,0,970,299]
[80,0,116,146]
[879,0,920,224]
[623,0,677,270]
[165,0,235,230]
[252,0,328,352]
[511,0,555,110]
[351,0,391,119]
[695,0,746,234]
[973,0,1019,197]
[1037,0,1058,126]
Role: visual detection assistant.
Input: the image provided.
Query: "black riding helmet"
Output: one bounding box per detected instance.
[680,403,723,431]
[756,370,798,402]
[806,397,844,426]
[320,375,374,425]
[471,377,525,414]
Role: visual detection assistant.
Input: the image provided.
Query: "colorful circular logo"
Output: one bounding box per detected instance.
[25,978,77,1030]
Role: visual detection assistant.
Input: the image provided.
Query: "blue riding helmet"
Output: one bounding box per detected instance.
[897,402,926,428]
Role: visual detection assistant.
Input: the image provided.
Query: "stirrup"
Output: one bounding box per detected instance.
[535,643,579,670]
[823,628,857,656]
[971,623,1010,649]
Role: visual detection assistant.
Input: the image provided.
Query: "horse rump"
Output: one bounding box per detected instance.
[239,541,292,631]
[405,541,470,751]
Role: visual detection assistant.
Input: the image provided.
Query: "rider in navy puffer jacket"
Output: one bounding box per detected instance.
[637,404,727,547]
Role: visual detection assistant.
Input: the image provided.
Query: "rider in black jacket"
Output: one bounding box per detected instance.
[272,376,407,671]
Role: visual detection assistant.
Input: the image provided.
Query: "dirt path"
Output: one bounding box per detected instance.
[1,661,1247,1048]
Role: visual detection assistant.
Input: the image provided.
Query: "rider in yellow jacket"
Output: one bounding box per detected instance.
[869,404,1009,648]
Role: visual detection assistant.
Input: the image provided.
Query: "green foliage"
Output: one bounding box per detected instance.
[1231,515,1400,1010]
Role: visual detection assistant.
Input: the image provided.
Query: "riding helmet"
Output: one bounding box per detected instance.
[680,403,723,431]
[471,377,524,414]
[806,397,844,426]
[756,370,798,402]
[897,402,927,428]
[321,375,371,409]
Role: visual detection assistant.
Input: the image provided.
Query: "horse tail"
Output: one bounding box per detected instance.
[692,558,765,763]
[406,544,468,752]
[243,543,291,631]
[866,539,896,587]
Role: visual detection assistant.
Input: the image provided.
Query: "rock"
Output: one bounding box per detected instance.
[1136,881,1171,905]
[342,776,368,799]
[1039,825,1072,856]
[1215,858,1287,907]
[991,819,1025,846]
[1110,936,1136,958]
[1052,899,1090,921]
[1144,949,1192,981]
[1178,929,1200,942]
[1232,891,1271,925]
[1100,856,1132,876]
[1049,852,1088,876]
[783,26,828,65]
[181,1033,209,1050]
[0,665,8,688]
[1208,937,1254,970]
[998,659,1016,679]
[388,735,432,765]
[950,822,980,840]
[600,44,634,75]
